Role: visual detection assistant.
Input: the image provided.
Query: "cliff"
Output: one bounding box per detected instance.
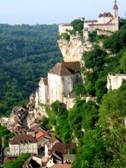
[58,35,84,63]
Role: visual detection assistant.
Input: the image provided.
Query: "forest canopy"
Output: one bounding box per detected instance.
[0,24,61,116]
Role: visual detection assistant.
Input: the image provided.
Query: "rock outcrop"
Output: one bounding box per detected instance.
[0,106,28,132]
[58,35,84,63]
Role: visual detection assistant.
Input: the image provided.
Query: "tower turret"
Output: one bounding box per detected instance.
[113,0,119,31]
[113,0,119,17]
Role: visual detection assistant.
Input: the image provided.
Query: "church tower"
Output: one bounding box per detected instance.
[113,0,119,31]
[113,0,119,17]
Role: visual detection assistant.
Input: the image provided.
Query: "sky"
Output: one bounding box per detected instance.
[0,0,125,25]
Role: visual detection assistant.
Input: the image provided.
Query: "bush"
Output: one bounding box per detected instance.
[71,19,84,34]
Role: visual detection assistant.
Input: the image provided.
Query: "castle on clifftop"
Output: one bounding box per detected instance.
[59,0,119,38]
[33,0,120,119]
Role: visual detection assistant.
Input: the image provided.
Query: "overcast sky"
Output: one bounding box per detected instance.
[0,0,125,25]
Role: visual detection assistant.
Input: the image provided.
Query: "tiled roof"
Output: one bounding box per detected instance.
[49,63,71,76]
[51,164,71,168]
[63,62,80,73]
[49,62,80,76]
[11,134,37,144]
[50,142,76,155]
[99,12,113,18]
[35,131,48,140]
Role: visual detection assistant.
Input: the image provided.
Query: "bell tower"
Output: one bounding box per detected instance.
[113,0,119,31]
[113,0,119,17]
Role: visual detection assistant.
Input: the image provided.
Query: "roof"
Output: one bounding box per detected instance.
[49,62,80,76]
[35,131,48,140]
[49,63,71,76]
[99,12,113,18]
[113,0,118,10]
[113,4,118,10]
[51,164,71,168]
[85,20,97,23]
[11,134,37,144]
[50,142,76,155]
[63,62,80,73]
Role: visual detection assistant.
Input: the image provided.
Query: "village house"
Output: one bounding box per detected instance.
[7,134,38,156]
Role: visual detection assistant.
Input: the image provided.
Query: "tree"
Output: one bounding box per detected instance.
[4,153,30,168]
[84,46,107,71]
[120,50,126,73]
[71,19,84,35]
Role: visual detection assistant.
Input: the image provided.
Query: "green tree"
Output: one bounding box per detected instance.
[120,50,126,73]
[4,153,30,168]
[71,19,84,35]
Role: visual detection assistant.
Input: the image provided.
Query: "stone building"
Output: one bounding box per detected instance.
[59,0,119,39]
[84,0,119,36]
[35,62,82,108]
[107,74,126,90]
[7,134,38,156]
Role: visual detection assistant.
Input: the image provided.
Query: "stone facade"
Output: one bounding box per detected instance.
[34,62,82,112]
[107,74,126,90]
[38,78,48,104]
[8,143,38,156]
[7,134,38,156]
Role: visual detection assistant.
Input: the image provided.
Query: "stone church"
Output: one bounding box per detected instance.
[35,61,82,109]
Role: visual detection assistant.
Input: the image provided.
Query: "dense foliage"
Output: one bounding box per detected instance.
[0,24,61,116]
[73,19,126,167]
[0,125,13,147]
[71,19,84,35]
[4,153,30,168]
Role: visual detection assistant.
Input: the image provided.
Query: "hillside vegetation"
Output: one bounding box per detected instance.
[42,19,126,167]
[0,24,61,116]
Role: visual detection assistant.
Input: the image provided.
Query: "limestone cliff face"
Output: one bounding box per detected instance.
[0,106,28,132]
[27,93,48,128]
[58,35,84,63]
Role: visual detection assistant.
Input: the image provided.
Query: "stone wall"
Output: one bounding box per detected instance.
[38,78,48,104]
[107,74,126,90]
[48,73,79,105]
